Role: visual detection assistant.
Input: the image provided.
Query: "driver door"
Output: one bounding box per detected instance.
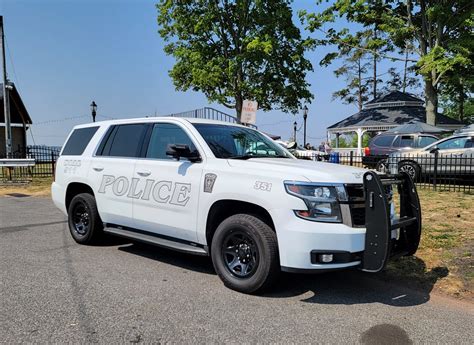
[435,136,471,175]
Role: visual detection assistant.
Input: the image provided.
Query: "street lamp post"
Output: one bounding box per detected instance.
[293,121,297,143]
[90,101,97,122]
[303,105,308,147]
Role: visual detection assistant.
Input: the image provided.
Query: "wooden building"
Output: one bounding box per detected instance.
[0,83,32,157]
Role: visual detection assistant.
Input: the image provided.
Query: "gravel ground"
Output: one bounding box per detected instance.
[1,196,473,344]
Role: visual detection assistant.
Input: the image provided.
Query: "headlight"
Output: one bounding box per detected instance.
[284,182,347,223]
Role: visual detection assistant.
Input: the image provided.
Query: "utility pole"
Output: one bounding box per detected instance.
[1,16,12,158]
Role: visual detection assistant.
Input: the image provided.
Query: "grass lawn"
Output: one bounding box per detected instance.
[384,188,473,301]
[1,178,473,300]
[0,176,53,197]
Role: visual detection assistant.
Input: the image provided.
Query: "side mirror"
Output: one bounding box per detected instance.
[429,146,439,154]
[166,144,201,162]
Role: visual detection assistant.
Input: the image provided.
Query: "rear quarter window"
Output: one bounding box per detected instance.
[372,135,395,148]
[61,127,99,156]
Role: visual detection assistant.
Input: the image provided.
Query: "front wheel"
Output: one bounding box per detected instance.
[398,161,420,181]
[211,214,280,294]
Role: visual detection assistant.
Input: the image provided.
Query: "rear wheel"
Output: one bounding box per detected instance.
[398,161,420,181]
[375,159,388,173]
[68,193,103,244]
[211,214,279,294]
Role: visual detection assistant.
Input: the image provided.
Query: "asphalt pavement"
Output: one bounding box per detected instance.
[1,196,473,344]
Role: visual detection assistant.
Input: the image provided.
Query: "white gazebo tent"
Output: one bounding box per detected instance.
[326,91,465,154]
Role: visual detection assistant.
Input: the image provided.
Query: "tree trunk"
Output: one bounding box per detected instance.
[459,79,465,122]
[235,93,243,123]
[373,26,377,99]
[357,57,363,112]
[402,48,408,93]
[424,79,437,125]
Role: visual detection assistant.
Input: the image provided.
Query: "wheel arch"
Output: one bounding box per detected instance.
[205,199,275,248]
[65,182,95,210]
[398,159,421,171]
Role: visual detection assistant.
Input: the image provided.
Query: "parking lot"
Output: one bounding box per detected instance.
[1,196,473,344]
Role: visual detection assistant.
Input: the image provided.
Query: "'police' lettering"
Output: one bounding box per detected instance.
[152,181,172,203]
[113,176,129,196]
[98,175,115,193]
[97,175,191,207]
[170,183,191,206]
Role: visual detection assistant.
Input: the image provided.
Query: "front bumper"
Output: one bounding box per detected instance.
[273,172,422,272]
[272,209,366,271]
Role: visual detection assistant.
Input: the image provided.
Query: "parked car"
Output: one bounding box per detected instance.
[363,132,439,169]
[276,140,326,161]
[387,132,474,180]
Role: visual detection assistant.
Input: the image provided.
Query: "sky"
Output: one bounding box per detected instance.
[0,0,412,147]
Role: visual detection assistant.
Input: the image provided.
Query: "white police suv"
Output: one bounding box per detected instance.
[52,117,422,293]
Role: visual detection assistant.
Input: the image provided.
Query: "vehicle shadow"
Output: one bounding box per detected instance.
[115,241,448,307]
[117,241,215,275]
[263,257,449,307]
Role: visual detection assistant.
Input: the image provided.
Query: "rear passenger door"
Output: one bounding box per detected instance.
[89,123,148,228]
[132,122,203,243]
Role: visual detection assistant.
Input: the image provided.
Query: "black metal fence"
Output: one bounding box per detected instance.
[293,151,474,192]
[2,145,473,192]
[167,107,258,129]
[1,145,61,183]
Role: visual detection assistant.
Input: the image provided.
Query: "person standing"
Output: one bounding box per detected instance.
[318,142,325,152]
[324,141,332,154]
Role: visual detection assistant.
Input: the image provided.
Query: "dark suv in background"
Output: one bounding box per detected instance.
[362,132,438,169]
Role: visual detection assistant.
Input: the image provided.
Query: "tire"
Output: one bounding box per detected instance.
[211,214,280,294]
[398,161,420,181]
[375,159,388,173]
[68,193,103,245]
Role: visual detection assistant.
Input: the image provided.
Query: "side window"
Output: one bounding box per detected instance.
[146,123,197,160]
[373,135,395,147]
[437,137,469,150]
[62,126,99,155]
[98,124,148,158]
[418,136,437,148]
[464,138,473,148]
[397,135,415,148]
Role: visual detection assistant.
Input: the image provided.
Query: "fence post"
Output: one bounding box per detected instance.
[433,150,438,191]
[349,151,354,166]
[51,151,56,177]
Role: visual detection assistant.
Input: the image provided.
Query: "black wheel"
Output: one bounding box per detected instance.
[398,161,420,181]
[68,193,103,244]
[211,214,279,294]
[375,159,388,173]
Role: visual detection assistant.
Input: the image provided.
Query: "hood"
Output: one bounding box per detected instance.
[227,158,367,184]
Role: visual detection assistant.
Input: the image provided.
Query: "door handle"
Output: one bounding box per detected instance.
[137,171,151,177]
[92,167,104,172]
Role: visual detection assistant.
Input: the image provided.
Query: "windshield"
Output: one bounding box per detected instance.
[193,124,293,159]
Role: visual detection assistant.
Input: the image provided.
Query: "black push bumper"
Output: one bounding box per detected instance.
[361,171,422,272]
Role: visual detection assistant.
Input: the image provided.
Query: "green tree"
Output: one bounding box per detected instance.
[157,0,313,121]
[304,0,474,125]
[439,70,474,123]
[324,32,372,111]
[381,66,421,95]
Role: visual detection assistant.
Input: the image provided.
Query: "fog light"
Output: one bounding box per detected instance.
[319,254,333,263]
